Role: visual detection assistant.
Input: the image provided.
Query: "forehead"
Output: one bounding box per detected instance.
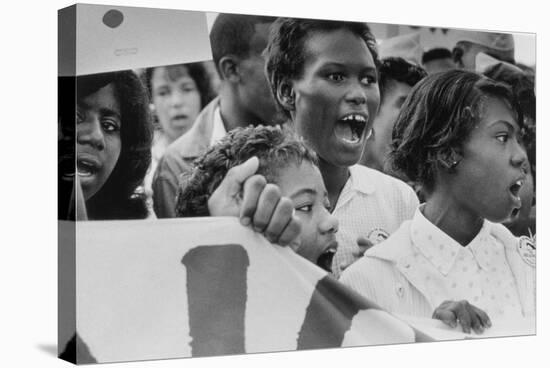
[274,162,325,196]
[478,96,518,128]
[301,28,373,68]
[152,65,191,84]
[81,83,120,113]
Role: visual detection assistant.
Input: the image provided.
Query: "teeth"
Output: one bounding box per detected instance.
[516,180,523,187]
[342,114,366,123]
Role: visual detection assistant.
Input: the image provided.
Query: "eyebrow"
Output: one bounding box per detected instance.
[490,119,518,131]
[289,188,318,199]
[77,102,121,120]
[320,62,377,73]
[99,108,121,120]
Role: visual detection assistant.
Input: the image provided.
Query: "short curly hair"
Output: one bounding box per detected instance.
[175,125,318,217]
[390,69,522,193]
[76,71,153,220]
[265,17,379,119]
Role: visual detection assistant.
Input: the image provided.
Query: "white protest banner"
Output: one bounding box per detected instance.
[60,217,432,364]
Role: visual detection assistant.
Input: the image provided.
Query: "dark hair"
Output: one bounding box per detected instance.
[143,62,215,110]
[422,47,452,64]
[265,17,379,118]
[390,70,521,193]
[77,71,153,220]
[175,125,318,217]
[210,14,277,76]
[483,62,535,123]
[378,57,427,102]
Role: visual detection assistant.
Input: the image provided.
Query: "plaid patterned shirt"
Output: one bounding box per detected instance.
[332,165,418,278]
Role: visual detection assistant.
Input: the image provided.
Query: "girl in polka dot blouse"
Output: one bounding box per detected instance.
[341,70,535,334]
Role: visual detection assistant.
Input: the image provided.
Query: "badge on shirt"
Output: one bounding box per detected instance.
[517,236,536,268]
[367,228,390,245]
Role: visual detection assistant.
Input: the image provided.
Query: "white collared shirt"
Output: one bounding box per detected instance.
[332,165,419,277]
[209,105,227,146]
[410,208,523,318]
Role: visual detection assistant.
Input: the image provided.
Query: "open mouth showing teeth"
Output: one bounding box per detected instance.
[316,248,336,272]
[335,114,367,144]
[509,180,524,197]
[77,159,98,177]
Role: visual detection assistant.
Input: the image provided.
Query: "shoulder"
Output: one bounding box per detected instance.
[349,165,419,212]
[351,166,418,197]
[340,229,412,294]
[488,221,536,268]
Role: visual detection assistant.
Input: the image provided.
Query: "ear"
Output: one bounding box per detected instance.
[276,78,296,112]
[218,55,240,83]
[437,148,463,171]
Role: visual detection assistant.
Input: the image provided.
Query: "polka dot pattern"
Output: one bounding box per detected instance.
[410,212,523,319]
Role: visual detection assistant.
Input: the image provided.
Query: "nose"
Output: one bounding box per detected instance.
[319,209,339,235]
[511,141,528,171]
[77,115,105,150]
[345,80,367,106]
[170,89,185,108]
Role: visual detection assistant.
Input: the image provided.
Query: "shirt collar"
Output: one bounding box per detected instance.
[209,105,227,146]
[410,206,492,275]
[348,165,376,195]
[468,225,497,272]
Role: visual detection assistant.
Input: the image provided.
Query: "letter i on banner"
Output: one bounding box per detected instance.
[182,245,250,357]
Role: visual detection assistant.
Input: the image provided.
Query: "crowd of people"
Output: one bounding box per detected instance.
[59,13,536,338]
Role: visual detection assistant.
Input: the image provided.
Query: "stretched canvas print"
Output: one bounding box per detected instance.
[58,3,536,365]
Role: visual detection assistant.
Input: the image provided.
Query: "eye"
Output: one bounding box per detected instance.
[360,74,377,86]
[156,88,170,97]
[327,73,345,82]
[181,85,197,93]
[101,118,120,133]
[496,133,509,143]
[296,204,313,213]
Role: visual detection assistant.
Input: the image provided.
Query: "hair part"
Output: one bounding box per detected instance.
[265,17,379,119]
[175,125,318,217]
[389,69,521,193]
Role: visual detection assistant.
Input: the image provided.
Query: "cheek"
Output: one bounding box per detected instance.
[154,98,171,124]
[185,92,202,115]
[294,219,318,260]
[366,88,380,117]
[104,136,122,170]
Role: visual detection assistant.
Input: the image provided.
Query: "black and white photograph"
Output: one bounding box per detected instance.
[2,0,547,367]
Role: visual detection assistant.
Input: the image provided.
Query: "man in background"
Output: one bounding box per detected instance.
[153,14,284,218]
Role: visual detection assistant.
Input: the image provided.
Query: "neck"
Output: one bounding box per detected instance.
[219,85,254,132]
[318,158,350,211]
[422,189,484,246]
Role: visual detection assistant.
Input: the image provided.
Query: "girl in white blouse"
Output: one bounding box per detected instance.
[341,70,535,335]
